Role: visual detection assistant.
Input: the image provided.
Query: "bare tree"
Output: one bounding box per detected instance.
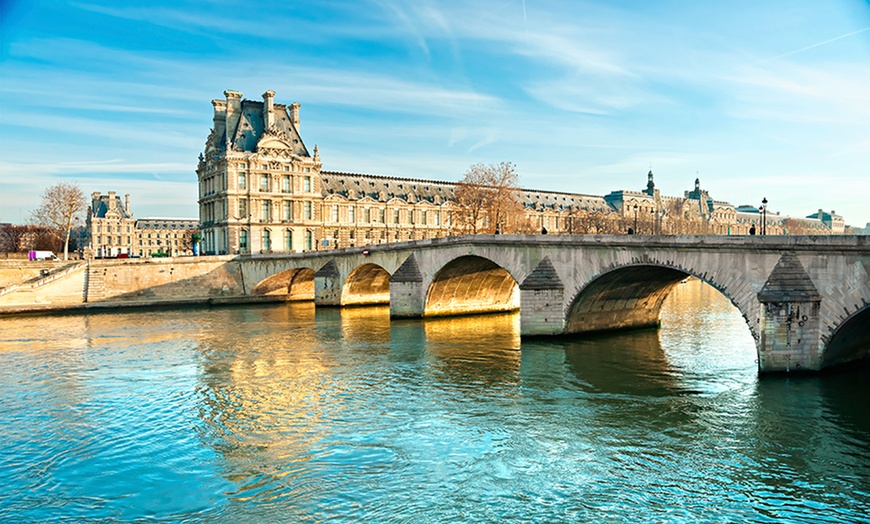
[31,182,87,260]
[451,162,523,235]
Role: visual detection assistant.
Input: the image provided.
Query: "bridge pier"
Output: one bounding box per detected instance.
[519,257,566,336]
[756,253,823,372]
[314,260,342,307]
[389,254,425,318]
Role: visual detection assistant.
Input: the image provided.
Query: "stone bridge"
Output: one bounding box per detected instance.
[238,234,870,374]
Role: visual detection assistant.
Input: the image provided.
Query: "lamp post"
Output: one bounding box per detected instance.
[761,197,768,235]
[633,204,638,234]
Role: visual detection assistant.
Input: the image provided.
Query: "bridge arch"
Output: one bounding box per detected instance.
[425,255,519,317]
[341,263,391,306]
[821,305,870,369]
[565,263,755,341]
[251,267,315,300]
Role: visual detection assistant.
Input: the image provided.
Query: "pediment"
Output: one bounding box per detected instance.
[324,193,348,202]
[257,136,294,151]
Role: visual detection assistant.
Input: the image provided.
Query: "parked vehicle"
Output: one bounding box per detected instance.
[28,251,58,261]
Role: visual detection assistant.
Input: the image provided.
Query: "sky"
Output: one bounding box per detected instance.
[1,0,869,227]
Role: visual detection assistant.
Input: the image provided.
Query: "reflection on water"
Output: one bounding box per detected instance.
[1,280,868,522]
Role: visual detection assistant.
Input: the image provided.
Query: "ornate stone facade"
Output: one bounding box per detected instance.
[196,90,846,255]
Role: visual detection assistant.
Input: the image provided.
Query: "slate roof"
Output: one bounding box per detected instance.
[91,195,132,219]
[319,170,611,212]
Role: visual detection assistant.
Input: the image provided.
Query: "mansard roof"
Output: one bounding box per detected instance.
[91,194,132,219]
[320,170,610,211]
[229,100,308,156]
[211,94,309,157]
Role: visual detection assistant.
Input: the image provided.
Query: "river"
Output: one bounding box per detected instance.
[1,279,868,522]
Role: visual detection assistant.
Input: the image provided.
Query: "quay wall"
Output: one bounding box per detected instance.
[0,256,253,315]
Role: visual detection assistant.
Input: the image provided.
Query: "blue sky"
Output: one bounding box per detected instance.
[1,0,868,226]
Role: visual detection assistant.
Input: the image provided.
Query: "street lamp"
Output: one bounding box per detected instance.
[633,204,638,234]
[761,197,768,235]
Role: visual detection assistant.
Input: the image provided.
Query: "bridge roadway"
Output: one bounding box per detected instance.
[238,234,870,374]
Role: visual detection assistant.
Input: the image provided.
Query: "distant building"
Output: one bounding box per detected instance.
[86,192,198,257]
[806,209,845,234]
[196,89,852,254]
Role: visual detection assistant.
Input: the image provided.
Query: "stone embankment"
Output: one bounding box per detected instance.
[0,257,274,315]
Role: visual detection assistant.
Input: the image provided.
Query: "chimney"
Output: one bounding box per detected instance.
[225,90,242,123]
[262,90,276,129]
[91,191,101,203]
[125,194,131,215]
[212,99,227,127]
[108,191,116,209]
[289,102,301,130]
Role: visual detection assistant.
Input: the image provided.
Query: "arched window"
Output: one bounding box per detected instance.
[284,229,293,251]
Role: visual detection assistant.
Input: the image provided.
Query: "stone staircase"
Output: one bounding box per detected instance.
[84,265,106,302]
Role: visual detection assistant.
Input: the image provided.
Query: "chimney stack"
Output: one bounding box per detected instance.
[125,194,131,216]
[289,102,301,130]
[224,90,242,124]
[262,90,276,129]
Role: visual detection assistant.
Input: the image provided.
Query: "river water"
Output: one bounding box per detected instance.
[1,279,868,522]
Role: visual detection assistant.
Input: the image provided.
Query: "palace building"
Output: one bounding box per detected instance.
[87,191,198,258]
[196,90,844,255]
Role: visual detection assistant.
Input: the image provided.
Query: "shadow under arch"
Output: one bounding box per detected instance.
[425,255,519,317]
[565,264,753,341]
[251,267,315,300]
[341,263,391,306]
[821,304,870,369]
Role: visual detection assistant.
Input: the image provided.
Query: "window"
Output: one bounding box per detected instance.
[365,208,371,223]
[239,198,248,218]
[238,163,245,169]
[305,230,313,251]
[394,209,400,223]
[260,174,269,192]
[348,207,355,223]
[262,200,271,221]
[380,209,386,223]
[284,230,293,251]
[238,172,246,189]
[263,230,271,251]
[409,210,415,225]
[240,230,248,251]
[303,176,311,192]
[284,201,292,221]
[422,210,428,225]
[331,205,339,222]
[283,176,291,192]
[434,211,440,225]
[304,201,312,220]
